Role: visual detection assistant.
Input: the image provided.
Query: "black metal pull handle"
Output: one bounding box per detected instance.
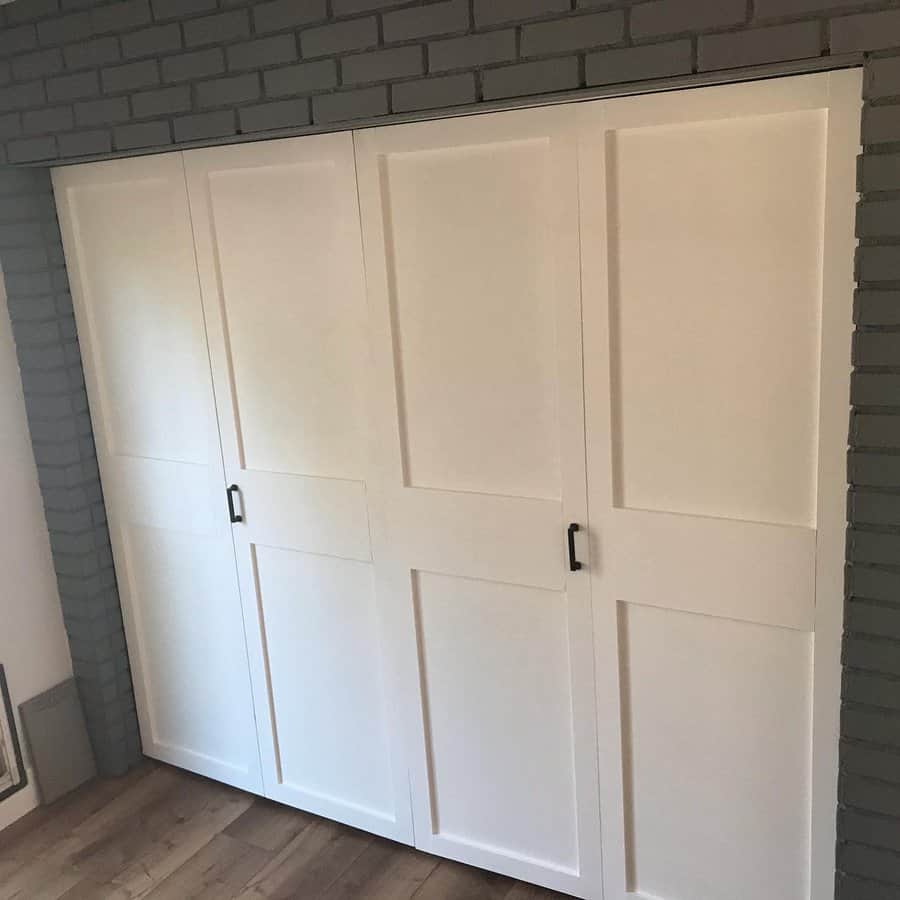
[567,523,582,572]
[226,484,243,524]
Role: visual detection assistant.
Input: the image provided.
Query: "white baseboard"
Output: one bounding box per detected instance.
[0,770,39,832]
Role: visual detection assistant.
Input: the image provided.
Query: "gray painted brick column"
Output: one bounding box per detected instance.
[0,166,139,776]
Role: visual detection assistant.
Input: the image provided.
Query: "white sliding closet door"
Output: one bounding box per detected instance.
[355,106,603,898]
[184,134,411,843]
[53,155,262,792]
[578,71,860,900]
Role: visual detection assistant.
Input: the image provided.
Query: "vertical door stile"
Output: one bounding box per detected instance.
[353,122,440,859]
[350,125,426,847]
[177,149,267,792]
[577,98,630,900]
[554,111,606,899]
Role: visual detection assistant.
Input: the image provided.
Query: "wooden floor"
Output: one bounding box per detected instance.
[0,761,569,899]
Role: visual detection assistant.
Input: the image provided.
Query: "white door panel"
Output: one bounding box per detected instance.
[52,155,262,792]
[578,71,860,900]
[185,133,412,843]
[355,106,604,899]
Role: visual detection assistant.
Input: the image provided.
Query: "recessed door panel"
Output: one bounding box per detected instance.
[415,570,578,870]
[382,139,561,500]
[622,604,812,900]
[53,156,262,791]
[609,110,825,528]
[124,524,254,776]
[63,177,210,467]
[186,133,412,844]
[254,546,394,822]
[206,160,368,481]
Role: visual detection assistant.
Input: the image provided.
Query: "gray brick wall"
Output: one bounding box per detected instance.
[0,165,139,777]
[0,0,896,162]
[0,0,897,893]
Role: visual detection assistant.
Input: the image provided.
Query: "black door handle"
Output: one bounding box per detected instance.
[226,484,243,524]
[567,523,582,572]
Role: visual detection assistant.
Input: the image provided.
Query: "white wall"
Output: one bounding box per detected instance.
[0,267,73,830]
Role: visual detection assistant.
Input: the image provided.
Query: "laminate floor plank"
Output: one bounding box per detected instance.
[0,767,186,900]
[0,763,570,900]
[110,781,253,898]
[223,800,313,854]
[57,878,131,899]
[142,833,270,900]
[65,771,222,883]
[2,863,84,900]
[0,762,156,882]
[505,881,571,899]
[412,859,515,900]
[318,837,439,900]
[234,819,372,900]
